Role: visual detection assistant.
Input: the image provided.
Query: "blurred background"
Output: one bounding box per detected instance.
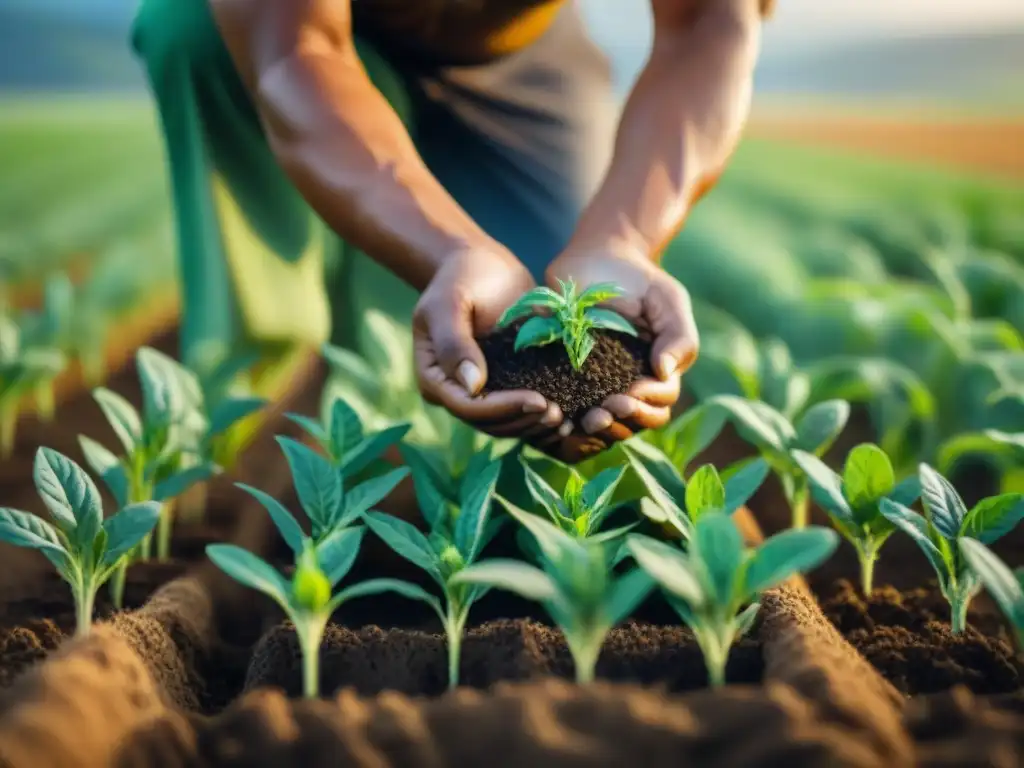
[1,0,1022,490]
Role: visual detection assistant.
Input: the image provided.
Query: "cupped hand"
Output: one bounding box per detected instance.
[544,247,699,462]
[413,248,572,451]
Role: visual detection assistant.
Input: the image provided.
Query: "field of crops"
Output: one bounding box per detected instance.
[2,97,1024,765]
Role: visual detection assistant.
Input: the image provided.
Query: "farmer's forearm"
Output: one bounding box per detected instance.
[566,0,762,261]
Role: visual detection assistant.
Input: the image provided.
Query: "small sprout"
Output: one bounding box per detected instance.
[959,538,1024,649]
[0,315,66,458]
[792,443,922,594]
[881,464,1024,633]
[452,503,655,684]
[361,451,503,688]
[628,512,839,686]
[0,448,160,636]
[706,394,851,528]
[496,279,637,371]
[285,394,411,481]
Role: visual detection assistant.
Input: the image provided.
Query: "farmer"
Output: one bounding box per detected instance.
[130,0,769,463]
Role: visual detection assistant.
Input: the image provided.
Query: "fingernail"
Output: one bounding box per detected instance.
[541,409,561,427]
[585,412,613,434]
[608,398,636,418]
[558,421,574,437]
[658,354,678,380]
[522,397,547,413]
[458,361,482,394]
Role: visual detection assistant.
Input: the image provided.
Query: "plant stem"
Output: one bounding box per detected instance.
[856,544,878,596]
[568,632,603,684]
[950,591,971,634]
[296,614,329,699]
[0,401,15,459]
[109,561,128,610]
[790,483,810,529]
[74,581,96,637]
[446,617,464,690]
[35,383,55,423]
[156,502,172,560]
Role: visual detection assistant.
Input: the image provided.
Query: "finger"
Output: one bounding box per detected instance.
[530,420,575,449]
[624,375,681,408]
[591,420,635,444]
[474,409,562,438]
[644,282,700,381]
[429,379,546,423]
[553,433,609,464]
[601,394,673,432]
[424,296,489,395]
[581,407,615,436]
[473,401,563,431]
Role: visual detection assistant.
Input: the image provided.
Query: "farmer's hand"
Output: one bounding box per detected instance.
[544,246,698,462]
[413,248,571,449]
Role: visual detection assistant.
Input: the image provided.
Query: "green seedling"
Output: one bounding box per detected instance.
[208,531,418,698]
[17,273,75,422]
[241,435,411,546]
[495,278,637,371]
[628,512,839,686]
[633,401,730,478]
[285,394,411,481]
[881,464,1024,632]
[0,447,160,636]
[959,538,1024,649]
[624,439,770,541]
[706,394,851,528]
[452,504,655,684]
[792,444,922,594]
[0,315,65,458]
[360,452,503,688]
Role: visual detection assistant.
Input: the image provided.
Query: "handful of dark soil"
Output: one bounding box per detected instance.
[479,321,654,422]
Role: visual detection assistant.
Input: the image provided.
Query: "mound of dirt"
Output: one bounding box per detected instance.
[479,323,653,421]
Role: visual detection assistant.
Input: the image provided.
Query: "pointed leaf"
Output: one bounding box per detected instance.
[329,397,364,458]
[663,404,728,469]
[582,466,627,516]
[626,534,705,607]
[34,447,101,541]
[577,282,623,308]
[339,467,410,526]
[745,527,839,595]
[205,544,290,607]
[77,435,128,509]
[624,439,687,510]
[880,498,950,578]
[498,496,574,565]
[92,387,142,455]
[137,346,182,426]
[514,316,562,351]
[208,397,265,437]
[584,308,637,336]
[362,511,441,577]
[694,513,745,604]
[340,424,411,479]
[708,395,792,454]
[888,475,922,508]
[334,578,443,615]
[723,458,770,515]
[962,494,1024,545]
[791,450,854,523]
[603,568,655,625]
[399,443,452,530]
[100,502,161,566]
[236,482,306,555]
[321,343,379,400]
[315,526,365,586]
[497,288,563,326]
[450,559,559,602]
[284,413,328,446]
[454,459,501,561]
[154,463,218,502]
[919,463,967,540]
[959,538,1024,627]
[521,458,565,521]
[0,507,67,557]
[685,465,726,520]
[795,400,851,455]
[277,436,342,532]
[734,602,761,638]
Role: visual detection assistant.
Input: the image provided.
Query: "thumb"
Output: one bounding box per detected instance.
[645,282,700,381]
[427,300,489,396]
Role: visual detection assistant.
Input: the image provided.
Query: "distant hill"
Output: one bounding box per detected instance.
[754,29,1024,105]
[0,7,145,92]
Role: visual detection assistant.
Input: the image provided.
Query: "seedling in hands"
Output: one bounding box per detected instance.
[360,452,503,688]
[792,443,922,594]
[959,538,1024,649]
[707,394,851,528]
[881,464,1024,632]
[0,448,159,636]
[496,279,637,371]
[452,504,655,684]
[0,316,65,458]
[628,512,839,686]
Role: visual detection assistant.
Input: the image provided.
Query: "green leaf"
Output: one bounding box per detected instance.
[362,512,441,578]
[329,398,364,458]
[791,450,854,524]
[450,559,559,602]
[277,437,342,533]
[514,316,562,351]
[205,545,290,607]
[584,308,637,336]
[685,465,726,520]
[576,282,624,308]
[623,439,687,511]
[499,495,577,565]
[359,310,414,393]
[626,534,705,607]
[334,578,443,615]
[573,333,596,369]
[843,444,895,510]
[723,458,770,515]
[603,568,655,626]
[694,513,744,605]
[918,463,967,540]
[497,288,563,327]
[0,507,67,558]
[316,526,365,586]
[582,466,626,518]
[959,538,1024,628]
[521,458,565,522]
[341,424,411,479]
[321,343,379,400]
[708,395,792,454]
[398,443,452,530]
[284,413,328,446]
[208,397,265,437]
[339,467,410,527]
[734,602,761,638]
[154,463,218,502]
[454,459,501,561]
[236,482,306,555]
[888,475,922,508]
[33,447,101,542]
[100,502,161,567]
[92,387,142,455]
[880,499,949,578]
[745,527,839,594]
[795,400,851,455]
[77,435,128,509]
[137,346,183,427]
[961,494,1024,545]
[663,404,729,470]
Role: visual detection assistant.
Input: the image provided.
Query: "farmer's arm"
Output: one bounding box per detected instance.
[209,0,566,438]
[548,0,764,451]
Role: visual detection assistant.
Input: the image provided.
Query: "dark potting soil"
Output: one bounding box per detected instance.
[820,579,1024,697]
[479,323,653,422]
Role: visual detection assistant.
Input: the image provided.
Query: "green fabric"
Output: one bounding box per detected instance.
[131,0,415,368]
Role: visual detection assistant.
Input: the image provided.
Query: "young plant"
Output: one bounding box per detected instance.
[791,443,922,594]
[881,464,1024,632]
[0,447,159,635]
[706,394,851,528]
[360,452,503,688]
[0,315,65,458]
[495,278,637,371]
[17,273,75,422]
[452,504,655,684]
[628,512,839,686]
[958,538,1024,649]
[519,459,632,544]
